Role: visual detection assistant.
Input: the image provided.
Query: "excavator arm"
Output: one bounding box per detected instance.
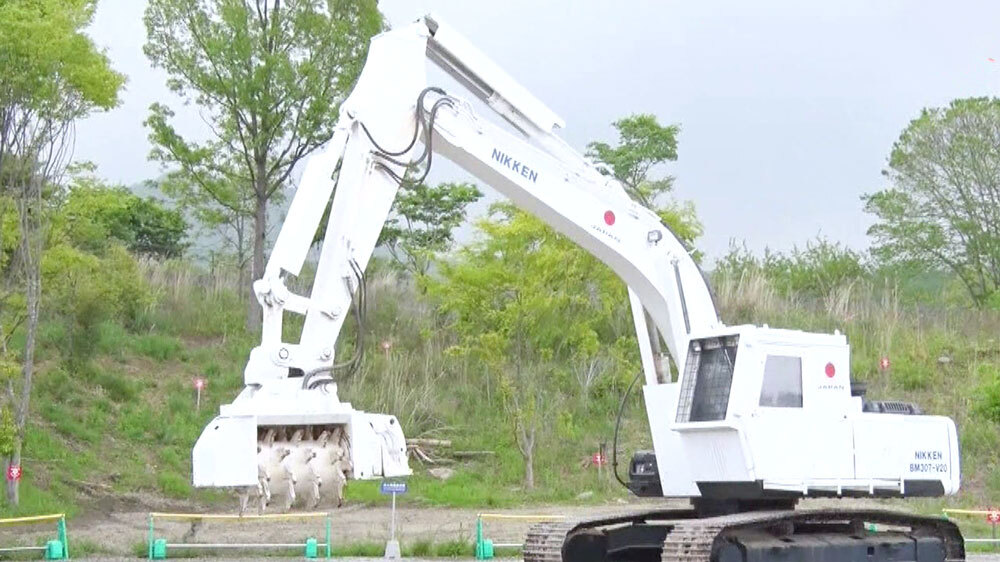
[249,15,720,390]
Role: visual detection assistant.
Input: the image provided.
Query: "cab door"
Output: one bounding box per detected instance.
[748,350,810,482]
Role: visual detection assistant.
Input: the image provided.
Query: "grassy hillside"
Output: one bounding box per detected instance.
[4,260,999,522]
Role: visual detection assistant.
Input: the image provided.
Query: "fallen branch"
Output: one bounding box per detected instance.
[452,450,495,458]
[407,438,452,448]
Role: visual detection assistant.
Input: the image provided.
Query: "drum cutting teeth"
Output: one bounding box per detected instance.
[254,424,353,511]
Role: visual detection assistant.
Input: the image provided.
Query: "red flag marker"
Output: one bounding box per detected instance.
[193,377,206,410]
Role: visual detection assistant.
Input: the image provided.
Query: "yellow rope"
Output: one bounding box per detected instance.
[0,513,64,525]
[943,508,998,516]
[149,511,329,522]
[477,513,566,521]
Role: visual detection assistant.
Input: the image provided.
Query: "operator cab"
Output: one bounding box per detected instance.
[634,326,960,505]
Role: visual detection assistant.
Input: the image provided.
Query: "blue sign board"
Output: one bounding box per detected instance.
[380,480,407,495]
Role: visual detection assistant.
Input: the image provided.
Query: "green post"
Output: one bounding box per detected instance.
[58,516,69,560]
[147,514,154,560]
[325,515,332,559]
[151,539,167,560]
[474,516,493,560]
[44,540,65,561]
[304,537,318,559]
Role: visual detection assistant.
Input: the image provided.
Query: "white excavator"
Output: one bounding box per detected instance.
[192,14,965,562]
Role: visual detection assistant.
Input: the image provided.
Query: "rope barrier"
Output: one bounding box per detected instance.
[0,513,69,559]
[147,512,332,559]
[942,508,1000,546]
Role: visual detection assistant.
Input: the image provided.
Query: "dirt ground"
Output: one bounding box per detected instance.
[0,498,646,557]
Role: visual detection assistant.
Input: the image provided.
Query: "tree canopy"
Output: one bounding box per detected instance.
[587,113,680,208]
[863,97,1000,307]
[429,203,638,488]
[144,0,383,329]
[57,174,188,260]
[379,180,482,278]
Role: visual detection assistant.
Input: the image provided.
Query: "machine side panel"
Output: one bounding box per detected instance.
[643,383,698,496]
[349,413,412,480]
[192,415,257,488]
[854,414,958,494]
[678,427,752,483]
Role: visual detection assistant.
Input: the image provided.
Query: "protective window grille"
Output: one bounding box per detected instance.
[676,336,739,423]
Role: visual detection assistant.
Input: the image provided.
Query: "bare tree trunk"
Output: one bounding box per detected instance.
[5,449,19,504]
[246,188,267,333]
[517,424,536,490]
[8,175,42,506]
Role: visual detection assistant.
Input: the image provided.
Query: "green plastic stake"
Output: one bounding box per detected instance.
[151,539,167,560]
[57,516,69,560]
[475,517,494,560]
[304,537,318,559]
[325,516,332,559]
[44,539,64,560]
[147,514,154,560]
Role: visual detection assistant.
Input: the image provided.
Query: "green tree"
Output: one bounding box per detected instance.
[429,204,636,489]
[379,180,482,278]
[58,173,188,260]
[587,114,679,208]
[144,0,383,331]
[0,0,123,504]
[863,97,1000,307]
[587,113,702,253]
[42,244,153,364]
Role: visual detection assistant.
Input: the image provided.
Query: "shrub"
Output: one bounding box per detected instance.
[408,541,433,557]
[118,406,156,440]
[714,237,868,297]
[57,177,187,260]
[434,540,472,557]
[889,357,936,391]
[131,333,183,361]
[95,371,139,402]
[974,376,1000,423]
[42,244,153,364]
[157,471,190,498]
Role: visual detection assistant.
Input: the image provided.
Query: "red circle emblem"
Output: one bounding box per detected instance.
[604,211,615,226]
[825,363,836,378]
[988,511,1000,524]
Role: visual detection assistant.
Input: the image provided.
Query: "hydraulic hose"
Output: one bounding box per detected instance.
[612,370,643,490]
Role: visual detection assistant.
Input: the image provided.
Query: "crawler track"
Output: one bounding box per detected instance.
[523,508,965,562]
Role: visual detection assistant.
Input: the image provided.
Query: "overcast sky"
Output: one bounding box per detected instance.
[74,0,1000,261]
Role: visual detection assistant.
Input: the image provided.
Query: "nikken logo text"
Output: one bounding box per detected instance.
[492,148,539,183]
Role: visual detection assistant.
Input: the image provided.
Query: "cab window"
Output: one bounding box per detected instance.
[759,355,802,408]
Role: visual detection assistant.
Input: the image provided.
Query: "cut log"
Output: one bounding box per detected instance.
[407,438,453,447]
[452,450,495,458]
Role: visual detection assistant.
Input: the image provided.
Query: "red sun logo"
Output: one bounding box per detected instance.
[604,211,615,226]
[825,363,836,378]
